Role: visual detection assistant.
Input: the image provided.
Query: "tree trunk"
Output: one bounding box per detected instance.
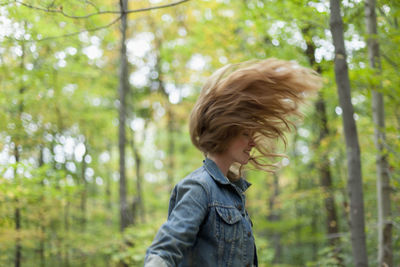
[152,30,176,193]
[14,38,26,267]
[80,144,88,230]
[302,25,343,264]
[14,136,22,267]
[118,0,133,232]
[14,206,21,267]
[130,131,145,223]
[329,0,368,266]
[268,173,282,263]
[64,188,70,267]
[105,143,113,226]
[166,106,175,193]
[364,0,393,265]
[315,94,343,265]
[292,134,304,264]
[311,204,318,261]
[14,127,22,267]
[38,147,46,267]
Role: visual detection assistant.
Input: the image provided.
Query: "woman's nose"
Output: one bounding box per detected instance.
[249,138,256,147]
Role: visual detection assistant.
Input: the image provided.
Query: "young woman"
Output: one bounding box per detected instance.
[144,58,322,267]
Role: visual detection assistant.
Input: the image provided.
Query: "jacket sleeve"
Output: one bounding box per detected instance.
[144,178,209,267]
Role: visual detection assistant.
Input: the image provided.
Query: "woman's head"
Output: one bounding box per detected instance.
[189,58,322,171]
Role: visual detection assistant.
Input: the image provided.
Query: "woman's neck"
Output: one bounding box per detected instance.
[207,153,232,177]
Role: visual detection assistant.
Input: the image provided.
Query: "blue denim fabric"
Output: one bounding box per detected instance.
[144,158,257,267]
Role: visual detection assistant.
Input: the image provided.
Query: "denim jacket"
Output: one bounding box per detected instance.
[144,158,257,267]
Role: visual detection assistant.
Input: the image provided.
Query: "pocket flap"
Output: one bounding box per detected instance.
[216,206,242,225]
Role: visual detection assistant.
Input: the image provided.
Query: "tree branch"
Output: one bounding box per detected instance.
[14,0,190,19]
[382,52,399,68]
[15,0,118,18]
[125,0,190,14]
[38,14,122,42]
[6,15,122,42]
[84,0,101,12]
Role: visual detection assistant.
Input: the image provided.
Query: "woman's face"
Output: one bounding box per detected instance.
[224,130,256,165]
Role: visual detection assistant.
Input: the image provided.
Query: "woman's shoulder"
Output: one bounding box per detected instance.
[176,166,215,192]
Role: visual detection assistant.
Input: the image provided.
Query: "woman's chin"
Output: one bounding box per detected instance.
[240,158,250,165]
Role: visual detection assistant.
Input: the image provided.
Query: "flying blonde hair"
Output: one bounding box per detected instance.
[189,58,322,172]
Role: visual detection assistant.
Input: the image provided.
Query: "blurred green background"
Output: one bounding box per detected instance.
[0,0,399,266]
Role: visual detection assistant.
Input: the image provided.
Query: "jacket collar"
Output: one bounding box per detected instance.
[203,157,251,193]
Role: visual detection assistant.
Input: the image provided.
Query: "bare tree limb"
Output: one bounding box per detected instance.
[124,0,189,14]
[5,14,122,42]
[1,0,189,43]
[15,0,118,18]
[14,0,190,19]
[37,14,122,41]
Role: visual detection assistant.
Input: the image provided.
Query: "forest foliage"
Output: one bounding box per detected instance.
[0,0,399,266]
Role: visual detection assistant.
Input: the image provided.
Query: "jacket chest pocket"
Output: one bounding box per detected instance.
[215,206,243,242]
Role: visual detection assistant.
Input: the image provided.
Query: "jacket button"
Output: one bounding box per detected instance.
[247,231,251,237]
[246,264,250,267]
[236,204,242,210]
